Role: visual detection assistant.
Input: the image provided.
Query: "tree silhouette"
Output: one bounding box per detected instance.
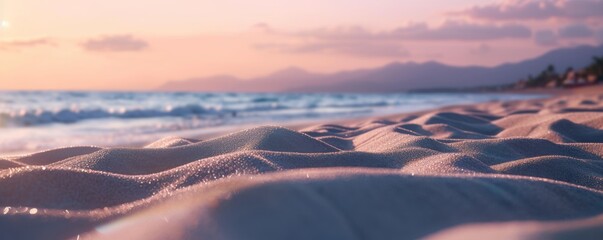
[525,64,558,87]
[517,56,603,89]
[586,56,603,76]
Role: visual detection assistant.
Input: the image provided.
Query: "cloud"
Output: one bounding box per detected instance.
[251,22,275,34]
[286,21,532,41]
[460,0,603,21]
[558,24,595,38]
[389,21,531,41]
[253,21,531,58]
[0,38,55,50]
[295,26,380,41]
[597,29,603,43]
[534,30,559,46]
[470,43,493,55]
[82,35,148,52]
[255,41,410,58]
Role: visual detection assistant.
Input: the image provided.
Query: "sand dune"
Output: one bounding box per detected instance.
[426,213,603,240]
[2,94,603,239]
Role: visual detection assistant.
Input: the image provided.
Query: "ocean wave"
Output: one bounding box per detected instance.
[0,104,222,126]
[0,92,545,127]
[0,103,345,126]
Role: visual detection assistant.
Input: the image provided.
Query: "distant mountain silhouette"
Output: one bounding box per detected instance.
[160,45,603,92]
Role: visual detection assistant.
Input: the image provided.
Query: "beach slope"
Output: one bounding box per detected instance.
[1,93,603,239]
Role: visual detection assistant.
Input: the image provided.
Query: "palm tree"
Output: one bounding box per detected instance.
[586,56,603,76]
[594,56,603,76]
[547,64,555,74]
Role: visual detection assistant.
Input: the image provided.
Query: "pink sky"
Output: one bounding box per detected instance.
[0,0,602,90]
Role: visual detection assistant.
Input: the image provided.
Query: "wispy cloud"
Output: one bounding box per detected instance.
[82,35,148,52]
[253,21,531,58]
[459,0,603,21]
[389,21,532,41]
[0,38,55,50]
[534,30,558,46]
[470,43,493,55]
[255,41,410,58]
[290,21,532,41]
[597,29,603,43]
[558,24,595,38]
[533,24,600,45]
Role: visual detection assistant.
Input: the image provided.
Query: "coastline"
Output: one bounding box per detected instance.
[1,91,545,158]
[145,85,601,147]
[2,84,593,158]
[1,86,603,239]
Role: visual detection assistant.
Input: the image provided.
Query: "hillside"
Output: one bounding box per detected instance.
[160,45,603,92]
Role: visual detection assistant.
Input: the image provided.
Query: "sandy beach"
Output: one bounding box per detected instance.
[4,0,603,239]
[1,90,603,240]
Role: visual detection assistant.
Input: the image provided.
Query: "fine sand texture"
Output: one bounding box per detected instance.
[2,93,603,240]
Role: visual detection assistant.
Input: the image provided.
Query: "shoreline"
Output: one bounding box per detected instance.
[1,91,548,158]
[4,83,598,158]
[0,86,594,160]
[1,89,603,239]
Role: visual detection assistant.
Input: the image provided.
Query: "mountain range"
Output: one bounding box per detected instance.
[160,44,603,93]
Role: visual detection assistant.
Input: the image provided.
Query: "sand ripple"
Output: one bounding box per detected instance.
[2,94,603,239]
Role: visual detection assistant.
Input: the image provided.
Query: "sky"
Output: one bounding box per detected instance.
[0,0,602,90]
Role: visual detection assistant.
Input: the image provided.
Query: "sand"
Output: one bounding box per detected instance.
[1,93,603,240]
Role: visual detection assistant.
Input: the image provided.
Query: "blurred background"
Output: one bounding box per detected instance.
[0,0,602,154]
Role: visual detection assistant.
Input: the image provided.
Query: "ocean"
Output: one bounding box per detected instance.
[0,91,543,155]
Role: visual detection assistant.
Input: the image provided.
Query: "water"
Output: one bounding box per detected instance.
[0,91,543,155]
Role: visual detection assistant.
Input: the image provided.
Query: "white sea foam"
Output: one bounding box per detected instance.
[0,91,543,154]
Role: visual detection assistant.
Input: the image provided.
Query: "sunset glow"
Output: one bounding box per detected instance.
[1,0,602,90]
[2,2,603,238]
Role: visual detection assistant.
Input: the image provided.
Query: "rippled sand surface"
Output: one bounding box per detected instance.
[2,94,603,240]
